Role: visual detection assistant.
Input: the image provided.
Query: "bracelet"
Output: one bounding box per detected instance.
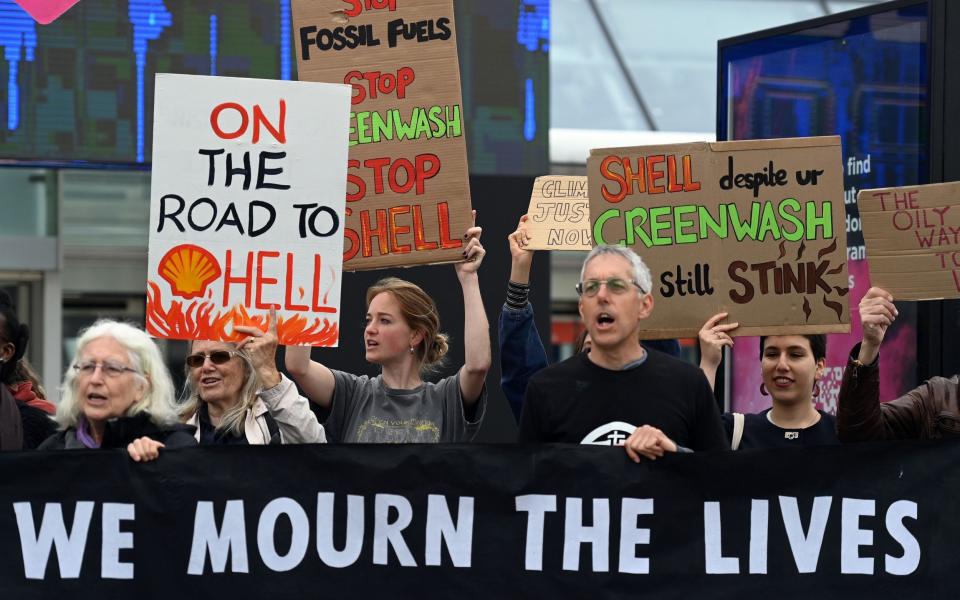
[505,280,530,310]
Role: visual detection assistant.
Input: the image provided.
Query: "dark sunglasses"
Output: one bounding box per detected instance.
[185,350,239,368]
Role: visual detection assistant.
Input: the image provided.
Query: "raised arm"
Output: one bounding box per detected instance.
[837,287,904,441]
[283,344,336,409]
[697,312,737,391]
[455,211,491,406]
[499,215,548,421]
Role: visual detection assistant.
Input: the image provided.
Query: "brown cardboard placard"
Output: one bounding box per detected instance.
[857,181,960,300]
[291,0,471,271]
[524,176,591,251]
[587,136,850,339]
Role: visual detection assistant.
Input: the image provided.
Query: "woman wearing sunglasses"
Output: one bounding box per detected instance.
[40,320,196,459]
[179,309,325,446]
[285,216,490,443]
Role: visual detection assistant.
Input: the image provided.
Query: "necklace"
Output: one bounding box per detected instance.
[766,410,821,434]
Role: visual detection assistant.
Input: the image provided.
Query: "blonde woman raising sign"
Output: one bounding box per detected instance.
[285,213,490,443]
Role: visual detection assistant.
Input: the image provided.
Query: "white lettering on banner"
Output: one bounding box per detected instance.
[780,495,831,573]
[840,498,874,574]
[257,498,310,572]
[562,498,610,572]
[516,495,657,574]
[316,493,365,567]
[701,496,921,575]
[373,494,417,567]
[14,501,94,579]
[515,494,557,571]
[618,498,653,575]
[101,503,136,579]
[187,500,249,575]
[424,495,474,567]
[704,502,739,574]
[749,499,768,574]
[885,500,920,575]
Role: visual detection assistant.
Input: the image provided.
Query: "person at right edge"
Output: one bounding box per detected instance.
[837,286,959,441]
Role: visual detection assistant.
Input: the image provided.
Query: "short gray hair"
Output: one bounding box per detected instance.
[579,245,653,295]
[58,320,179,429]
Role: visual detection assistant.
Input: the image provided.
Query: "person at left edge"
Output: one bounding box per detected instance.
[0,290,56,450]
[518,245,726,461]
[39,320,197,460]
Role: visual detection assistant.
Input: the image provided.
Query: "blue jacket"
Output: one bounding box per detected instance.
[498,303,548,422]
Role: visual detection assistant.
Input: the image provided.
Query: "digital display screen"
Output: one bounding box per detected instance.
[0,0,548,174]
[719,3,928,410]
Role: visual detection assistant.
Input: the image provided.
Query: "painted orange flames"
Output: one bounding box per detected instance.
[145,282,339,346]
[159,244,222,300]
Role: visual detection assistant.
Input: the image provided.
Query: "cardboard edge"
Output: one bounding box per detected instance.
[707,135,841,152]
[636,323,850,340]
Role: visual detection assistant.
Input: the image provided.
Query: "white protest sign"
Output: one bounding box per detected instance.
[146,74,351,346]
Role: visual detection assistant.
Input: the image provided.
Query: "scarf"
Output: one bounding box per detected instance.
[9,381,56,415]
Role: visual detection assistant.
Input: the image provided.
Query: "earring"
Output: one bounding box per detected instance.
[813,382,821,398]
[409,346,414,354]
[760,383,768,396]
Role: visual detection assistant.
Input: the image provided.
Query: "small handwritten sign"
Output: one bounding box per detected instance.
[524,176,591,251]
[858,181,960,299]
[146,74,352,346]
[587,136,849,338]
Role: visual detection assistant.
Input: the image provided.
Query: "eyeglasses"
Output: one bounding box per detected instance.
[185,350,239,368]
[73,361,139,378]
[576,277,646,297]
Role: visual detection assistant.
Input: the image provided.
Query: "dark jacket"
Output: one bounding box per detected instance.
[837,343,960,441]
[39,411,197,450]
[0,384,22,451]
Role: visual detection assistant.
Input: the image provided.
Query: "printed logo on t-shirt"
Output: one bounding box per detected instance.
[581,421,636,446]
[355,418,441,443]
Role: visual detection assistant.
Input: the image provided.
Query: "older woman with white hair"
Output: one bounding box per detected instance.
[39,320,196,459]
[180,309,325,445]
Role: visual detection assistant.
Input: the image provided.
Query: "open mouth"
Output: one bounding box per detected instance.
[595,312,616,329]
[86,392,108,405]
[366,339,378,348]
[772,376,794,387]
[200,376,222,386]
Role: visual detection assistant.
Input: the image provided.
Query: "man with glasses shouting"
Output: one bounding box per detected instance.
[518,246,726,461]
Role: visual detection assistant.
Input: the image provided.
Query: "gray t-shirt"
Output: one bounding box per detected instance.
[325,370,486,443]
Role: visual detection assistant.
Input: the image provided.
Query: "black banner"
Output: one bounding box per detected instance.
[1,441,957,597]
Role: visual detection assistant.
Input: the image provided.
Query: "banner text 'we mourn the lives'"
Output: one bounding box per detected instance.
[1,442,950,597]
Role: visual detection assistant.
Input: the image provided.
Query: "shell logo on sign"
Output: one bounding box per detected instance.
[158,244,222,300]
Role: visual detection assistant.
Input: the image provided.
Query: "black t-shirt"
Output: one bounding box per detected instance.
[519,350,727,451]
[722,408,839,450]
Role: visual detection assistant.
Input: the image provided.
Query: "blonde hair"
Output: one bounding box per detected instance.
[179,342,261,437]
[57,320,178,429]
[366,277,449,373]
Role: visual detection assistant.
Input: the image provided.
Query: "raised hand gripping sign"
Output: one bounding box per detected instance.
[146,74,352,346]
[587,136,850,338]
[291,0,472,271]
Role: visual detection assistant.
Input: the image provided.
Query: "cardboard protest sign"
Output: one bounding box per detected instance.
[146,74,352,346]
[524,176,591,251]
[587,136,849,339]
[291,0,471,271]
[857,181,960,300]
